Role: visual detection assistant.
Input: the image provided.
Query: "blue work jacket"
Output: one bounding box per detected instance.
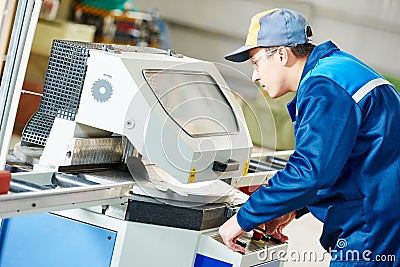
[236,41,400,266]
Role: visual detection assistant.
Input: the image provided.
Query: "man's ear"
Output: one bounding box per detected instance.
[278,46,289,66]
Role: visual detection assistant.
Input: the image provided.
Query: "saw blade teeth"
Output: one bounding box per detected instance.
[91,78,113,103]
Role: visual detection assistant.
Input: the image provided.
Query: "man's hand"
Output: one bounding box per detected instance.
[218,214,246,254]
[262,211,296,243]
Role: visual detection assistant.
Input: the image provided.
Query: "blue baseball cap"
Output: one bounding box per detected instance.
[225,8,312,62]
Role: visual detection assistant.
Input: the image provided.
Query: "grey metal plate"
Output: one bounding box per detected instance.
[0,171,133,218]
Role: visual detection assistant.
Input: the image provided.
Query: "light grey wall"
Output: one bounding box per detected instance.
[309,1,399,77]
[135,0,400,79]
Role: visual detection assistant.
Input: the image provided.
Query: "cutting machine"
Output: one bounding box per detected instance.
[0,40,288,267]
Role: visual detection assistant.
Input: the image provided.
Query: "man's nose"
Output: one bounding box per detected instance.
[252,69,259,82]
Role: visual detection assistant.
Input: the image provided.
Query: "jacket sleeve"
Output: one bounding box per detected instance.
[237,76,362,232]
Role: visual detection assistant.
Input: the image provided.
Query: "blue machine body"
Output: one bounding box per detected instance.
[0,213,117,267]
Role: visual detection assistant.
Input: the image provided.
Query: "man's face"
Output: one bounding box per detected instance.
[249,47,290,98]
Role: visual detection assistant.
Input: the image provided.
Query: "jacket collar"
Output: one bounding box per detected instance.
[301,41,340,81]
[287,41,340,122]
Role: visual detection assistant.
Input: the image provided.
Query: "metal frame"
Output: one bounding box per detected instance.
[0,171,134,218]
[0,0,41,169]
[231,150,293,187]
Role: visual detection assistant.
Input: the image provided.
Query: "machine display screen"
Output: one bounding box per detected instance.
[143,70,239,137]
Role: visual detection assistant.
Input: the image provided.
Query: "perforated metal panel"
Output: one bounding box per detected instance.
[21,40,167,147]
[22,40,90,146]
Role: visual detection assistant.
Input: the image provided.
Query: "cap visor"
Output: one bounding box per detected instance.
[224,45,256,62]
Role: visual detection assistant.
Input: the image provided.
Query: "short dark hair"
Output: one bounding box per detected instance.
[264,43,315,59]
[290,43,315,58]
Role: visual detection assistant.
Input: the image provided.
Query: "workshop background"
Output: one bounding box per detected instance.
[1,1,399,266]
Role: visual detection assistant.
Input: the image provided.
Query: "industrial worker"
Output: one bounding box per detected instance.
[218,8,400,266]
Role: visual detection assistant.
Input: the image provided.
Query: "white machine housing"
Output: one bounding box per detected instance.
[34,41,252,184]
